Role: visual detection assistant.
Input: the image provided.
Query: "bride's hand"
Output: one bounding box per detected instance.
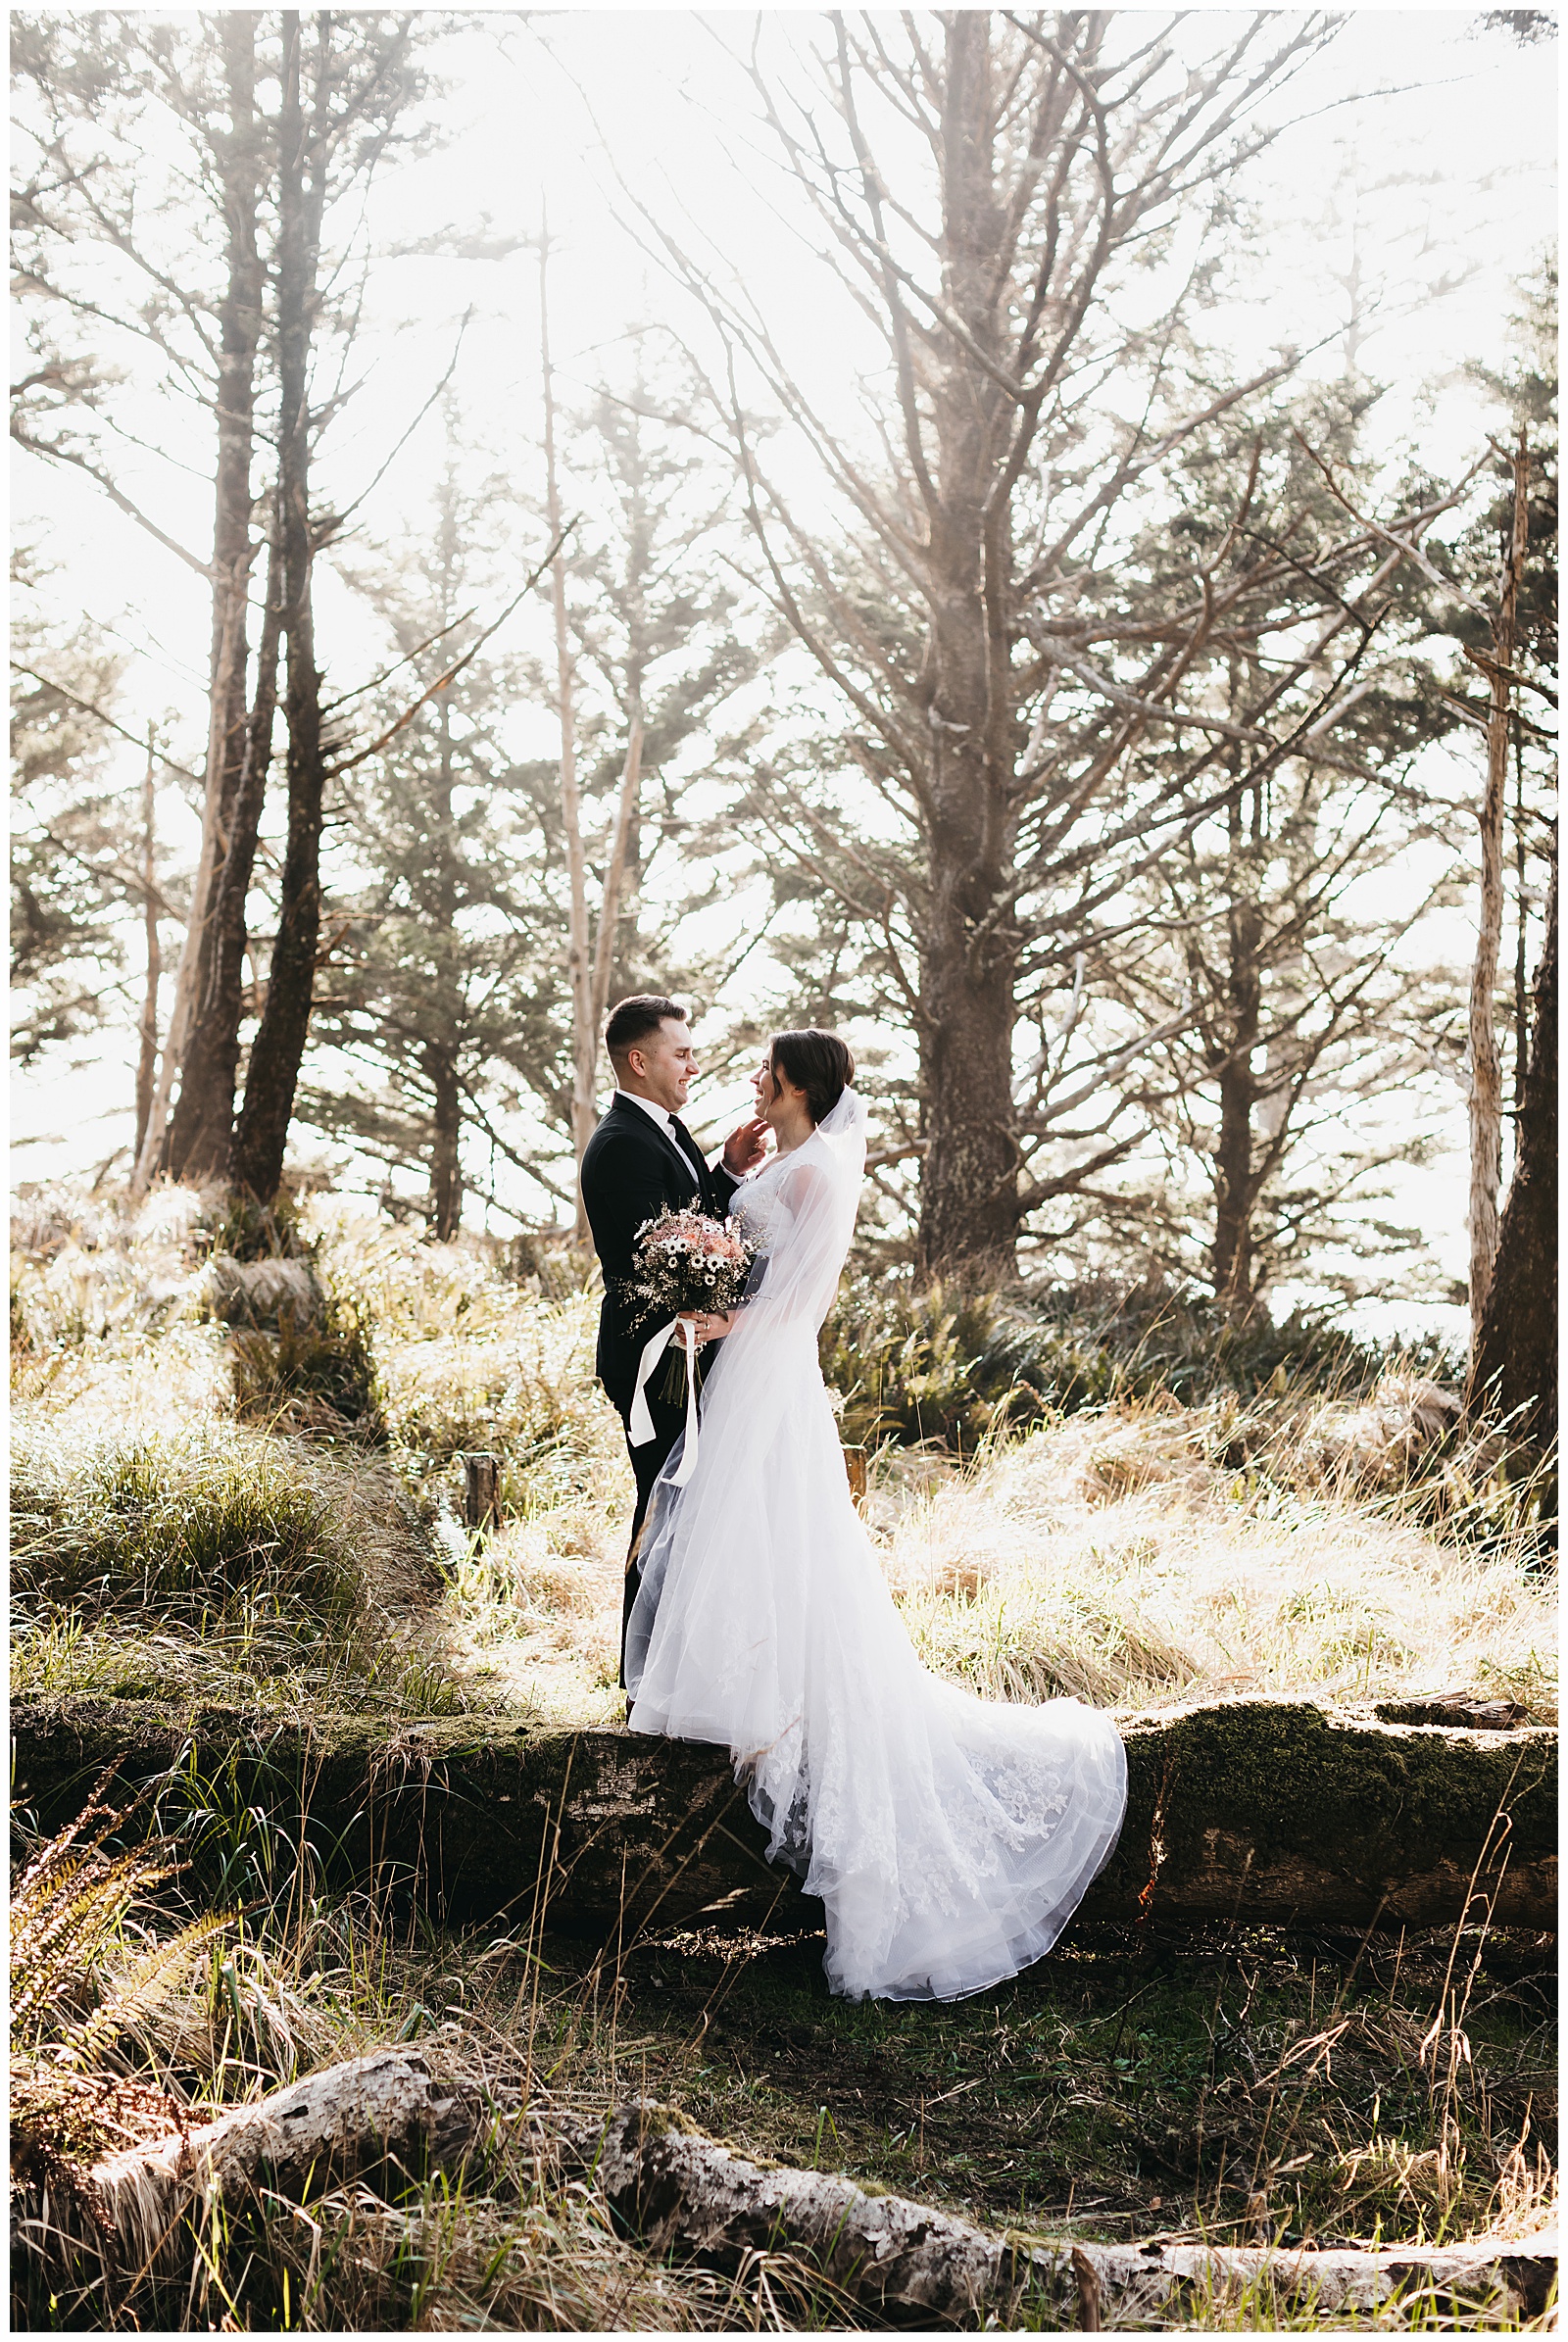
[679,1308,737,1345]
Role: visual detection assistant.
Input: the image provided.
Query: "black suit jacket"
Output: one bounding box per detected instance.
[579,1095,740,1412]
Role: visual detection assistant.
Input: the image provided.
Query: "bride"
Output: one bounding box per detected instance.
[624,1030,1127,2003]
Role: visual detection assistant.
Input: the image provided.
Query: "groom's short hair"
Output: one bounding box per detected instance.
[606,994,686,1072]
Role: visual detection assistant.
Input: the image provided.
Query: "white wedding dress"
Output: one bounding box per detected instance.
[625,1090,1127,2002]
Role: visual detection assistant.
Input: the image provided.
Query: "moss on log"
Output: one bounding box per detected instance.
[10,1695,1555,1939]
[1093,1697,1555,1930]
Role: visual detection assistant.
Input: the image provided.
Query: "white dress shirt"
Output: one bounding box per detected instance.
[613,1088,702,1189]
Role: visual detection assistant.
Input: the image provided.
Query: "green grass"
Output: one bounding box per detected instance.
[9,1807,783,2334]
[12,1425,363,1623]
[11,1755,1555,2333]
[7,1420,510,1724]
[819,1274,1446,1451]
[523,1916,1555,2261]
[228,1294,382,1437]
[8,1180,1558,2328]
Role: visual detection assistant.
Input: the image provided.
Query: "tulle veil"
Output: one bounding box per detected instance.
[626,1088,1126,2002]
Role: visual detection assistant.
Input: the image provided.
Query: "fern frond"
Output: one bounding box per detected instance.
[60,1912,234,2067]
[11,1847,172,2037]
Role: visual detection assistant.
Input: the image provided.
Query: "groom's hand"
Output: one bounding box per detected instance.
[721,1114,768,1175]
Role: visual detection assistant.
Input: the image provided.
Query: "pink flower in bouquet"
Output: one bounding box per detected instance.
[628,1206,758,1331]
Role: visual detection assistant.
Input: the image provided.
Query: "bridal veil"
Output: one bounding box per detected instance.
[626,1089,1127,2002]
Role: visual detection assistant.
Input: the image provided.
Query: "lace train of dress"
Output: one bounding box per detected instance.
[625,1094,1126,2003]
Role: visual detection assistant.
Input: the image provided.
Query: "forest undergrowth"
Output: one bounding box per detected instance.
[9,1180,1559,2331]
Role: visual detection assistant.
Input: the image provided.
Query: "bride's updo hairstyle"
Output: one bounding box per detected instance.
[769,1030,855,1127]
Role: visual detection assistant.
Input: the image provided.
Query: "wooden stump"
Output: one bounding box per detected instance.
[463,1451,500,1534]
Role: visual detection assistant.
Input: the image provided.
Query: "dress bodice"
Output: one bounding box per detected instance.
[732,1156,789,1250]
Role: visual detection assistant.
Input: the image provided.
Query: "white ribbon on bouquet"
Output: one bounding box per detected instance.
[628,1314,702,1485]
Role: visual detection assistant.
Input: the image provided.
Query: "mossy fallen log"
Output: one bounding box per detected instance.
[564,2096,1559,2328]
[10,1695,1556,1939]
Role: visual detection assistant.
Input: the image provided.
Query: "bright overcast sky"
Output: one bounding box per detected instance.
[11,6,1558,1331]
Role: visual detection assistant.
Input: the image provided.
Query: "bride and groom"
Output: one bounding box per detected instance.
[579,994,1126,2004]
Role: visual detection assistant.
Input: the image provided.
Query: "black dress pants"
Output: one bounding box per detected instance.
[617,1382,688,1690]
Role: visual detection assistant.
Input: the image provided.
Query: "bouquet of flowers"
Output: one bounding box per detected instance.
[627,1206,758,1405]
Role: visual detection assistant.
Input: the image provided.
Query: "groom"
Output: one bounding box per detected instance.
[579,995,766,1687]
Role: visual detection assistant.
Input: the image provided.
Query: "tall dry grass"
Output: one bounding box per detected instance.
[9,1181,1557,2329]
[11,1181,1556,1730]
[10,1793,810,2334]
[881,1400,1555,1721]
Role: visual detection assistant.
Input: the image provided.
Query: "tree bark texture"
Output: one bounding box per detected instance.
[566,2098,1558,2329]
[1468,432,1530,1342]
[232,13,327,1202]
[605,424,652,1004]
[421,678,464,1239]
[428,1038,463,1239]
[172,522,284,1183]
[130,23,265,1196]
[539,227,596,1237]
[913,17,1028,1281]
[133,729,161,1164]
[164,16,268,1183]
[14,2060,1554,2331]
[12,1697,1555,1940]
[1210,879,1264,1311]
[14,2052,482,2310]
[591,708,644,1042]
[1468,851,1557,1446]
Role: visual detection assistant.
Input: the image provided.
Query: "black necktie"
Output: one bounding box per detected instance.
[666,1115,704,1190]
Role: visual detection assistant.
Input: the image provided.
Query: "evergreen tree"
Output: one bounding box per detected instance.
[10,557,150,1072]
[13,11,443,1195]
[303,442,563,1233]
[658,12,1496,1280]
[511,340,771,1163]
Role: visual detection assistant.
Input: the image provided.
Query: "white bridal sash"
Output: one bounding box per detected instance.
[628,1315,701,1485]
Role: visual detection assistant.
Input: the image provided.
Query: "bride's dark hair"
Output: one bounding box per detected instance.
[769,1030,855,1126]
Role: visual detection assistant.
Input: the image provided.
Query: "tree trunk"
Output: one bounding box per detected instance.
[918,923,1019,1278]
[568,2099,1558,2329]
[590,707,644,1041]
[18,2064,1554,2329]
[1468,430,1530,1342]
[1212,880,1263,1311]
[1513,716,1529,1106]
[232,13,325,1203]
[539,225,595,1237]
[128,25,264,1198]
[428,1039,463,1239]
[915,19,1024,1282]
[612,802,643,1000]
[1467,850,1556,1446]
[611,436,651,1002]
[171,521,284,1183]
[133,728,160,1164]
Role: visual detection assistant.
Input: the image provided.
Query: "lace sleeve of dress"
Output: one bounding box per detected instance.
[744,1147,857,1333]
